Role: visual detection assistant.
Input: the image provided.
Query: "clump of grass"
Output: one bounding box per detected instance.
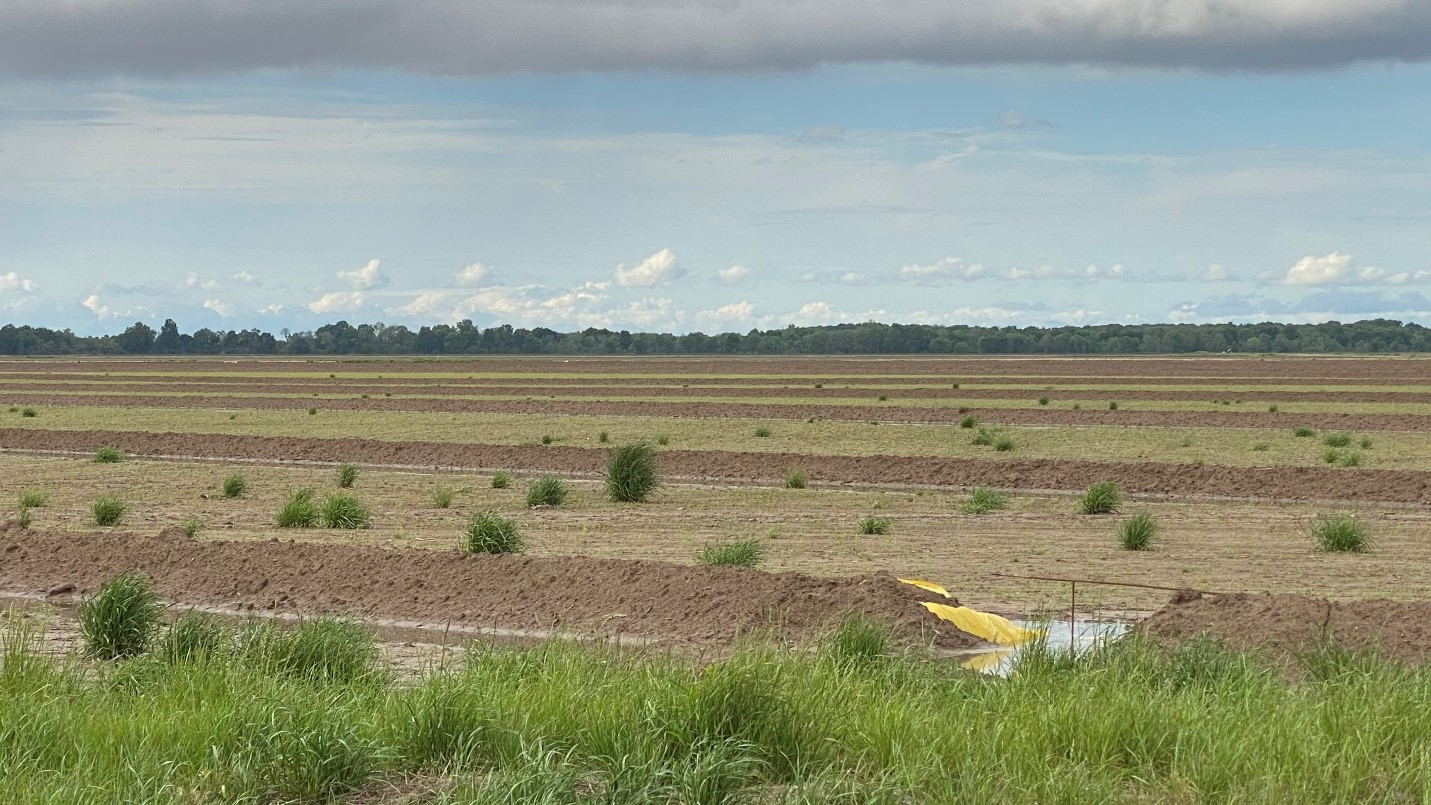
[93,446,123,463]
[970,426,1002,446]
[181,517,202,538]
[956,406,970,414]
[463,510,524,554]
[961,487,1008,514]
[78,571,162,661]
[1037,396,1050,405]
[19,489,48,509]
[161,610,228,663]
[697,538,763,567]
[1108,401,1119,410]
[1077,481,1122,514]
[857,516,892,535]
[17,505,32,530]
[656,433,669,446]
[958,415,977,428]
[240,618,380,684]
[754,426,773,438]
[335,463,360,488]
[1293,427,1316,437]
[222,473,247,498]
[307,407,317,416]
[1252,442,1270,452]
[540,434,555,445]
[1268,404,1280,413]
[1338,451,1362,467]
[20,407,37,418]
[276,488,320,528]
[1117,513,1158,551]
[992,435,1016,452]
[606,441,660,502]
[319,493,370,529]
[597,430,609,444]
[490,470,511,489]
[783,468,808,489]
[433,486,455,508]
[877,394,888,402]
[1072,403,1082,410]
[823,613,892,668]
[1323,432,1352,448]
[1359,437,1373,450]
[1311,513,1370,553]
[92,496,126,526]
[525,475,568,507]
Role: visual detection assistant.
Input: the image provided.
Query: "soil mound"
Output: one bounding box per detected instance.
[0,528,981,651]
[1137,592,1431,665]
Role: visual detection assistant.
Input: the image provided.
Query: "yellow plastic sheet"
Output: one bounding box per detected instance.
[921,602,1043,647]
[896,578,952,599]
[961,649,1014,673]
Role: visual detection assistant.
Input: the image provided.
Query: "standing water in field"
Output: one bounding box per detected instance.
[957,618,1128,675]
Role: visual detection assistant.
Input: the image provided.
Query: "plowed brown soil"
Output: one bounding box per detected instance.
[1138,592,1431,666]
[0,525,980,650]
[6,394,1431,431]
[4,427,1430,503]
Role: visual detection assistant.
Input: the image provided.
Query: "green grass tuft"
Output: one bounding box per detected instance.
[19,489,48,509]
[1322,432,1352,448]
[783,468,808,489]
[181,517,202,538]
[1038,396,1050,405]
[958,415,977,428]
[240,618,381,684]
[1117,512,1158,550]
[525,475,568,507]
[961,487,1008,515]
[605,441,660,503]
[433,486,455,509]
[335,463,360,488]
[78,571,162,661]
[161,610,229,663]
[20,407,37,417]
[992,435,1016,452]
[597,430,609,443]
[490,470,512,489]
[319,493,371,529]
[1268,404,1279,413]
[1312,513,1371,553]
[823,613,893,668]
[1293,426,1316,437]
[91,496,127,526]
[1077,481,1122,514]
[754,426,773,438]
[1108,401,1119,410]
[656,433,670,446]
[1359,437,1373,450]
[1252,443,1270,451]
[93,446,124,463]
[857,516,892,535]
[222,473,248,498]
[463,510,525,554]
[697,538,763,567]
[276,488,320,528]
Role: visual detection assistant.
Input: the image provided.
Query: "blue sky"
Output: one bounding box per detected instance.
[1,2,1429,335]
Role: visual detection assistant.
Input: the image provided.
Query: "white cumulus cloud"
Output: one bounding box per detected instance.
[697,301,756,329]
[308,291,367,314]
[82,293,113,319]
[898,257,987,282]
[202,298,231,317]
[0,272,38,293]
[336,259,389,290]
[1285,252,1352,285]
[717,265,752,285]
[613,248,679,288]
[455,262,488,286]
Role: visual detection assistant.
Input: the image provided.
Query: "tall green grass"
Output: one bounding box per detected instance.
[0,624,1428,803]
[605,441,660,503]
[697,539,763,567]
[77,570,163,660]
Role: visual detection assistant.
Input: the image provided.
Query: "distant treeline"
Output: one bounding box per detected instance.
[1,318,1428,356]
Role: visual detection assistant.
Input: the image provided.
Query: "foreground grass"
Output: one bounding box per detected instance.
[1,615,1429,804]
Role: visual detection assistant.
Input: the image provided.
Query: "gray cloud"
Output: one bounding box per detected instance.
[4,1,1431,77]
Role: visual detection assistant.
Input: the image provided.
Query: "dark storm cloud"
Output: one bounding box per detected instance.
[4,1,1431,77]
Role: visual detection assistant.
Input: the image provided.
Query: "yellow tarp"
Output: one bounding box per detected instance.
[897,578,952,599]
[922,602,1043,647]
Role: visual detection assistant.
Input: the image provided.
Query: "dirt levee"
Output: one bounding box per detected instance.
[0,527,980,651]
[1137,592,1431,665]
[3,427,1430,503]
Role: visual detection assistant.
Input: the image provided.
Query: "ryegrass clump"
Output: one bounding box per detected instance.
[656,433,669,446]
[857,516,892,535]
[698,539,763,567]
[597,430,610,444]
[958,415,977,428]
[181,517,202,538]
[1322,432,1353,448]
[605,441,660,503]
[1293,427,1316,437]
[1312,513,1371,553]
[525,475,568,507]
[961,487,1008,515]
[1268,404,1280,413]
[490,470,511,489]
[161,610,229,663]
[1117,513,1158,551]
[970,426,1004,446]
[1108,401,1119,410]
[319,493,371,529]
[463,510,525,554]
[823,613,892,668]
[16,505,32,530]
[307,407,317,416]
[92,496,126,526]
[540,434,555,445]
[1077,481,1122,514]
[93,446,124,463]
[1359,437,1373,450]
[754,426,773,438]
[1323,449,1363,467]
[992,435,1016,452]
[20,406,37,417]
[240,618,380,684]
[19,489,48,509]
[1038,396,1050,405]
[433,486,455,508]
[1252,443,1270,452]
[276,488,320,528]
[222,473,247,498]
[78,571,162,661]
[784,468,808,489]
[335,463,360,488]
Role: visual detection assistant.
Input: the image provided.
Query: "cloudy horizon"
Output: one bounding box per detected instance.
[2,1,1429,336]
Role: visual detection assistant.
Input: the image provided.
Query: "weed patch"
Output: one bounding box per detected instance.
[78,571,162,661]
[698,539,763,567]
[92,496,126,526]
[1118,513,1157,550]
[857,516,892,535]
[606,441,660,503]
[463,510,525,554]
[276,488,320,528]
[961,487,1008,514]
[526,475,568,507]
[1312,514,1371,553]
[1077,482,1122,514]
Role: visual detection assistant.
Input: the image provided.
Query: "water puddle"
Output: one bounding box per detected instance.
[950,618,1129,676]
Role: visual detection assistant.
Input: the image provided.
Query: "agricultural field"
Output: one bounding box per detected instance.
[2,354,1431,802]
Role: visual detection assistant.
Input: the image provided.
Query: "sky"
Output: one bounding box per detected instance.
[1,1,1430,336]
